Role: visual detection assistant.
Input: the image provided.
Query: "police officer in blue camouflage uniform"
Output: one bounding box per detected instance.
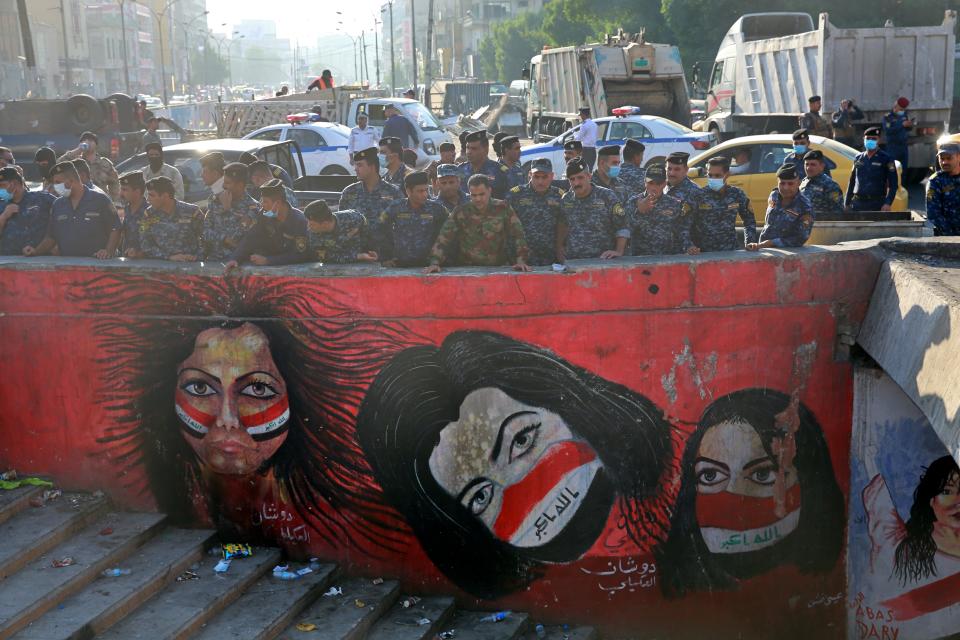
[552,140,583,191]
[883,97,912,169]
[457,130,509,199]
[433,164,468,213]
[380,171,448,267]
[691,156,757,252]
[202,162,261,261]
[592,145,630,203]
[664,151,703,210]
[800,150,844,219]
[0,166,54,255]
[747,164,815,250]
[925,142,960,236]
[557,157,630,261]
[618,139,647,195]
[506,157,564,265]
[125,176,203,261]
[305,200,378,264]
[628,164,694,256]
[784,129,836,178]
[118,171,149,255]
[499,135,526,190]
[225,179,309,270]
[340,147,401,239]
[249,161,298,209]
[844,127,899,212]
[379,137,411,191]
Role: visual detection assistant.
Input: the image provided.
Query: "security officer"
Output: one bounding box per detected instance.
[457,130,509,199]
[339,147,401,238]
[785,129,836,178]
[0,166,55,256]
[226,179,309,269]
[202,162,261,261]
[142,141,185,200]
[691,156,757,252]
[500,135,526,189]
[747,164,814,250]
[379,171,448,267]
[799,95,833,139]
[57,131,120,202]
[427,141,457,183]
[592,145,630,202]
[628,164,694,256]
[118,170,149,254]
[238,151,294,188]
[126,176,203,261]
[844,126,898,212]
[305,200,378,264]
[800,150,844,219]
[36,161,121,258]
[563,140,583,164]
[33,147,58,194]
[925,142,960,236]
[424,173,530,272]
[379,137,410,190]
[882,97,912,169]
[557,157,630,261]
[433,164,468,213]
[664,152,703,209]
[455,130,469,164]
[575,106,598,171]
[249,160,298,209]
[493,132,509,162]
[506,157,564,265]
[199,151,226,212]
[619,139,647,194]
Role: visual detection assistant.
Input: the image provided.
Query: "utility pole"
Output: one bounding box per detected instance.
[361,31,369,87]
[410,0,417,94]
[425,0,433,108]
[58,0,72,93]
[117,0,131,94]
[373,19,380,87]
[386,2,395,94]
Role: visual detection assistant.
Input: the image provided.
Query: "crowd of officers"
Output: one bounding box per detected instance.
[9,112,958,268]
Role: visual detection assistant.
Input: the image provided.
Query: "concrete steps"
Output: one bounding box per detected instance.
[0,487,599,640]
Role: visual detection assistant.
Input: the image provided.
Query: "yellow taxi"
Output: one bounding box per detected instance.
[687,135,910,223]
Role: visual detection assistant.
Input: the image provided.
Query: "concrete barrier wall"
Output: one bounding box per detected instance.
[0,248,884,636]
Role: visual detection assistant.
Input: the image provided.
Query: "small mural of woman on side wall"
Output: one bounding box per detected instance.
[355,330,677,599]
[657,388,845,597]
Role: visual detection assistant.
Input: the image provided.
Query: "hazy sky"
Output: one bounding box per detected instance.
[205,0,386,43]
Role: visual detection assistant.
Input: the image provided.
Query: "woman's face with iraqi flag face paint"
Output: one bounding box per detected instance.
[428,387,602,548]
[694,420,800,555]
[175,323,290,475]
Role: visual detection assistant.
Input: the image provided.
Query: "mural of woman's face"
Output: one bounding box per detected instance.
[428,387,601,548]
[175,323,290,475]
[694,420,800,554]
[932,471,960,533]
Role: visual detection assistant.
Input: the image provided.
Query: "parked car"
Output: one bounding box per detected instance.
[243,122,353,176]
[686,134,910,223]
[520,114,718,176]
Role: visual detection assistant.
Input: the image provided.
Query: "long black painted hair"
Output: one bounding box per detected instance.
[69,272,416,554]
[657,388,845,598]
[894,455,960,584]
[355,330,675,599]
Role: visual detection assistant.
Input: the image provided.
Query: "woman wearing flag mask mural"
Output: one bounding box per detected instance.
[356,330,676,599]
[657,388,844,597]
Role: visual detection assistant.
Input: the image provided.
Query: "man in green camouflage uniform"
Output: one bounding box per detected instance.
[202,162,260,261]
[57,131,120,202]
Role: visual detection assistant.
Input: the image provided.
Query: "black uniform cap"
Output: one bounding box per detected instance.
[458,131,469,144]
[864,126,881,137]
[493,132,509,150]
[776,164,800,180]
[808,95,822,103]
[499,135,520,149]
[223,162,249,183]
[938,142,960,155]
[565,157,589,177]
[793,128,810,139]
[259,178,286,199]
[119,170,145,189]
[79,131,98,143]
[380,137,403,153]
[34,147,56,164]
[0,167,22,183]
[404,171,430,188]
[304,200,333,223]
[200,152,225,170]
[624,138,646,152]
[803,149,825,162]
[530,157,553,174]
[598,145,621,157]
[666,151,690,165]
[645,164,667,182]
[144,141,163,153]
[464,130,489,144]
[706,156,731,168]
[563,140,583,152]
[353,147,378,164]
[438,141,456,152]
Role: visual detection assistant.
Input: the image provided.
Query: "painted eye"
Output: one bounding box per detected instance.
[749,467,777,486]
[465,481,495,516]
[696,467,729,487]
[240,381,278,399]
[181,381,216,397]
[508,423,540,463]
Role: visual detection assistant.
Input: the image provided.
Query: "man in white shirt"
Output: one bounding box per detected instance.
[348,113,380,166]
[575,106,598,172]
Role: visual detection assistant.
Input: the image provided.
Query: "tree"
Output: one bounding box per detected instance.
[478,35,497,81]
[192,42,228,86]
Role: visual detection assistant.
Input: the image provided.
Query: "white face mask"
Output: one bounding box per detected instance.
[211,176,225,195]
[53,182,70,196]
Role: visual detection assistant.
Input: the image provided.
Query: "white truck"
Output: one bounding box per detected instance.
[700,11,957,174]
[526,30,691,141]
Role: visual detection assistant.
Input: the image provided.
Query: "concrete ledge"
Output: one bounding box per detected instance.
[879,235,960,259]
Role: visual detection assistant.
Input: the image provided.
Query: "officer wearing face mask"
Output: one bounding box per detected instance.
[141,142,184,200]
[0,166,55,256]
[844,126,898,212]
[691,156,757,252]
[784,129,836,178]
[225,179,308,272]
[592,145,630,203]
[36,161,121,258]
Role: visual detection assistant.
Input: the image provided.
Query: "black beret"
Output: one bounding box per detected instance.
[864,126,881,137]
[259,178,285,198]
[464,130,488,144]
[706,155,731,167]
[530,157,553,173]
[776,164,799,180]
[223,162,249,182]
[72,158,90,174]
[563,140,583,151]
[598,145,621,157]
[493,132,509,146]
[565,157,589,177]
[380,137,403,152]
[645,164,667,182]
[624,138,646,152]
[404,171,430,188]
[304,200,333,222]
[79,131,98,143]
[144,141,163,153]
[34,147,56,163]
[438,141,456,152]
[499,135,520,148]
[793,128,809,139]
[238,152,257,165]
[803,149,825,161]
[119,170,145,188]
[666,151,690,164]
[50,161,76,177]
[808,95,822,103]
[200,152,225,170]
[0,167,22,182]
[353,147,378,164]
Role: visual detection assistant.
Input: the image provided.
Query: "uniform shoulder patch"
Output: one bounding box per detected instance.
[613,203,625,217]
[500,164,509,173]
[510,185,522,193]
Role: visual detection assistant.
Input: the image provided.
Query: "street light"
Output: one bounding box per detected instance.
[336,26,361,85]
[141,0,185,106]
[174,10,210,97]
[381,1,395,94]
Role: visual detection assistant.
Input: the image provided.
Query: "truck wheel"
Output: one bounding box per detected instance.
[320,165,350,176]
[67,94,104,133]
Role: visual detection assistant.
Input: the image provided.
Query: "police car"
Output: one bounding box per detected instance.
[520,112,718,175]
[243,121,353,176]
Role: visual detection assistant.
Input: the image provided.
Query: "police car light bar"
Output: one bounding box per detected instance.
[286,113,310,124]
[611,106,642,117]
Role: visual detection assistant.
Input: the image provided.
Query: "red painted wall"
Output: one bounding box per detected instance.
[0,249,883,637]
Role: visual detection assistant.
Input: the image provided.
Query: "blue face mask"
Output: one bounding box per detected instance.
[864,139,878,151]
[706,178,725,191]
[378,153,388,167]
[607,165,621,178]
[793,144,807,155]
[262,209,277,218]
[0,188,10,201]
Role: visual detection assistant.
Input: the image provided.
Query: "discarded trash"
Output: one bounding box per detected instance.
[222,543,252,560]
[272,564,312,580]
[395,617,432,627]
[323,586,342,597]
[372,577,384,585]
[417,618,431,626]
[101,568,131,578]
[91,490,105,499]
[401,596,421,608]
[438,631,456,639]
[213,558,231,573]
[273,570,300,580]
[354,599,366,608]
[296,622,317,632]
[176,570,199,582]
[52,557,75,568]
[308,557,321,571]
[480,611,510,623]
[99,527,113,536]
[0,470,16,481]
[42,489,62,502]
[535,623,546,638]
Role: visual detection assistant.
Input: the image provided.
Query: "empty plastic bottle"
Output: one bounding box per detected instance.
[100,568,131,577]
[535,623,547,638]
[480,611,510,623]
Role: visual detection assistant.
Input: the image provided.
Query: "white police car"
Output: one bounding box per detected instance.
[520,113,718,175]
[244,122,353,176]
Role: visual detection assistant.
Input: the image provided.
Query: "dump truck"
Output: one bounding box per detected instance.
[700,11,957,175]
[525,30,691,141]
